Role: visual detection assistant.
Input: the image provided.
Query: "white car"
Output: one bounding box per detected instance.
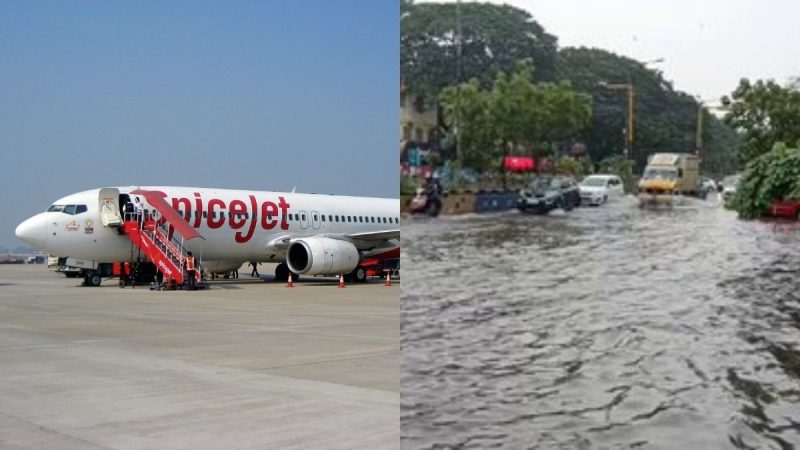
[721,175,741,203]
[700,177,717,194]
[579,174,624,206]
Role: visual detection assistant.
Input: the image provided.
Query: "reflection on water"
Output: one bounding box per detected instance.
[402,195,800,449]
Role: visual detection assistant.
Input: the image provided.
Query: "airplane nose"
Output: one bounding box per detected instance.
[15,214,47,250]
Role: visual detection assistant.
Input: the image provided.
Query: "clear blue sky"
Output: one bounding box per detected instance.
[0,1,399,250]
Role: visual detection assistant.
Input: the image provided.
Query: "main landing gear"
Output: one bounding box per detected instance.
[273,263,368,283]
[273,263,299,283]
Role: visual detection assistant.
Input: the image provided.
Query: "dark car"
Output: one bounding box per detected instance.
[517,176,580,214]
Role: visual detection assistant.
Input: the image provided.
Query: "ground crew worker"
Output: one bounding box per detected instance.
[186,251,197,290]
[249,261,259,277]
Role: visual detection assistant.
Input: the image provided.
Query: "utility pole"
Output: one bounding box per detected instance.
[602,83,636,161]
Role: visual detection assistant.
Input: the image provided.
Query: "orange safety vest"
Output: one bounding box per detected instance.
[186,256,196,270]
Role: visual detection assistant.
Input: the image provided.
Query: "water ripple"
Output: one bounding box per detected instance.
[402,195,800,449]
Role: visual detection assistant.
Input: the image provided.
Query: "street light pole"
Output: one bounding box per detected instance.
[599,58,663,166]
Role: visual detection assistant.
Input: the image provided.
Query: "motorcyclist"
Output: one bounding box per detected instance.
[413,174,443,217]
[423,174,443,200]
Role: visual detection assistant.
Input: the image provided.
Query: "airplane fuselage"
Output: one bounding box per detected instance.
[16,186,400,268]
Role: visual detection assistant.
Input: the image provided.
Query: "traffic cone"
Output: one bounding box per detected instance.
[286,272,294,288]
[384,271,392,287]
[338,274,346,288]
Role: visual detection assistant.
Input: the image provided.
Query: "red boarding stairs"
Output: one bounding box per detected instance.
[121,189,206,287]
[123,219,199,286]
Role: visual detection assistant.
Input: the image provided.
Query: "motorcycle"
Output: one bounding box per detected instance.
[409,187,442,217]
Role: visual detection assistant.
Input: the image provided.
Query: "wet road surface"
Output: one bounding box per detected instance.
[402,194,800,449]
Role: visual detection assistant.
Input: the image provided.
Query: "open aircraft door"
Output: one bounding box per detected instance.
[99,188,122,227]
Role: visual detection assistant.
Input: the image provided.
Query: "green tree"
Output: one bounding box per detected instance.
[439,61,591,172]
[554,156,588,178]
[557,47,740,174]
[597,155,636,193]
[731,143,800,218]
[401,1,557,100]
[722,78,800,163]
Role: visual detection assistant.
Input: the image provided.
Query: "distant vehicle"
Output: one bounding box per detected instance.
[638,153,705,202]
[517,176,580,214]
[721,175,741,203]
[579,174,624,206]
[700,177,717,195]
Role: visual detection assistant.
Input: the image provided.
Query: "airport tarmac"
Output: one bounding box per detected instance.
[0,263,399,449]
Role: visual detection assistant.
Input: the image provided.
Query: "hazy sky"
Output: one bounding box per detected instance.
[0,1,398,249]
[425,0,800,102]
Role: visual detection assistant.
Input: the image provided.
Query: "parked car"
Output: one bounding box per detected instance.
[578,174,624,206]
[721,175,741,203]
[517,176,580,214]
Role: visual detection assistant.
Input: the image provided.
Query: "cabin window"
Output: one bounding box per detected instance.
[203,211,208,218]
[302,214,306,221]
[321,215,325,222]
[313,214,318,221]
[328,215,332,222]
[371,217,375,223]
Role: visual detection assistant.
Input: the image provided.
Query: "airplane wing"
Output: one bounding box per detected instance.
[344,229,400,241]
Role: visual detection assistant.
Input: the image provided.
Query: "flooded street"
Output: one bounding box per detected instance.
[402,194,800,449]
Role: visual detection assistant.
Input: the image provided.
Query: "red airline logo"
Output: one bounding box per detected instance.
[151,191,291,244]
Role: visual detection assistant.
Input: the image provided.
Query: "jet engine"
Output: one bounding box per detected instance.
[286,237,359,276]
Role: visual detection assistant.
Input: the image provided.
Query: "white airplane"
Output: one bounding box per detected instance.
[15,186,399,286]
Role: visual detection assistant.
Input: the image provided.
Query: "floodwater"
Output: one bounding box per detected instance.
[402,194,800,449]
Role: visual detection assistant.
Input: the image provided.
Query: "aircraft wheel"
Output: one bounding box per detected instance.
[119,280,126,288]
[274,263,289,282]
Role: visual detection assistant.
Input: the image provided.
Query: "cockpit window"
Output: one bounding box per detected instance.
[59,204,87,215]
[47,205,65,212]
